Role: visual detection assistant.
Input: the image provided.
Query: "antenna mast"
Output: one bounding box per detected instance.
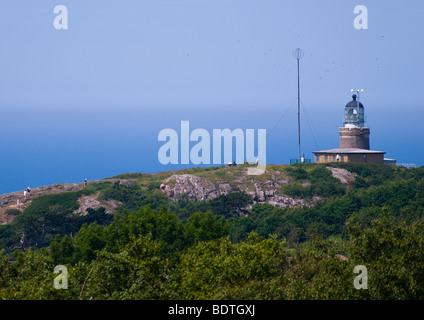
[293,48,304,162]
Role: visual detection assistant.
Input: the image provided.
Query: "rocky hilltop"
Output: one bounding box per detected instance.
[0,183,84,224]
[160,166,354,207]
[0,179,126,225]
[0,165,355,225]
[160,172,310,209]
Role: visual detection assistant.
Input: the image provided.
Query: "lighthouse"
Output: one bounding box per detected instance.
[339,93,370,150]
[313,91,388,164]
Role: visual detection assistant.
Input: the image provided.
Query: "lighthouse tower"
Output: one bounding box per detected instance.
[313,91,388,164]
[339,94,370,149]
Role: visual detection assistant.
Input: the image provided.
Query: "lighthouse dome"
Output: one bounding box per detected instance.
[343,94,365,127]
[345,94,364,109]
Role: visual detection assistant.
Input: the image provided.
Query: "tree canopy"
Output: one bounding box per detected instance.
[1,163,424,300]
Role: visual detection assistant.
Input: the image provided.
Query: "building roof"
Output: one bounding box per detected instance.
[313,148,386,154]
[346,95,364,109]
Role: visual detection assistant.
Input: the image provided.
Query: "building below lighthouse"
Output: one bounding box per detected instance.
[313,93,388,165]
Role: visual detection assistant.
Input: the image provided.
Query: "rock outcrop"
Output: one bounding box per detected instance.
[75,193,121,215]
[160,171,314,209]
[0,179,129,225]
[327,167,356,185]
[160,174,230,201]
[0,183,85,225]
[1,166,356,225]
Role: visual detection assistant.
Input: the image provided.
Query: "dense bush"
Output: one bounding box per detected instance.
[281,165,346,199]
[1,163,424,299]
[99,181,169,211]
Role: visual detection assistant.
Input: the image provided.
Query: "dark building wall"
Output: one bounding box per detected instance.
[314,152,384,164]
[339,127,370,150]
[347,153,384,164]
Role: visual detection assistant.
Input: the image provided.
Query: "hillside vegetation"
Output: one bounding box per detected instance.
[1,162,424,299]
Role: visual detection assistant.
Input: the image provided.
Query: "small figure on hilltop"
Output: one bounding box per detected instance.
[84,179,88,187]
[23,187,31,202]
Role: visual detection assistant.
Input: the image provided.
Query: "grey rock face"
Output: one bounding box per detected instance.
[160,172,312,209]
[160,174,231,201]
[326,167,356,185]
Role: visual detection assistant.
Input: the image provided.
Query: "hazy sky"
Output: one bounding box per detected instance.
[0,1,423,193]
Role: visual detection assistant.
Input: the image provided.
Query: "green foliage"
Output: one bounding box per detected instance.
[2,163,424,300]
[168,195,210,219]
[285,165,309,180]
[100,180,169,211]
[23,192,81,217]
[73,223,106,263]
[348,214,424,299]
[281,165,346,199]
[208,192,252,217]
[333,162,397,186]
[0,248,60,299]
[174,233,288,299]
[81,207,114,226]
[168,191,252,219]
[5,209,21,216]
[50,234,75,265]
[8,190,115,251]
[0,225,15,249]
[80,234,170,299]
[281,183,312,198]
[103,207,187,257]
[12,201,75,249]
[184,211,229,244]
[283,239,358,300]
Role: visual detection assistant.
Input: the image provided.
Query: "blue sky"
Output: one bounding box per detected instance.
[0,0,423,194]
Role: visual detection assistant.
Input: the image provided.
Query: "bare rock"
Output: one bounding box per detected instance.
[162,174,225,201]
[75,193,120,215]
[160,172,313,210]
[327,167,356,185]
